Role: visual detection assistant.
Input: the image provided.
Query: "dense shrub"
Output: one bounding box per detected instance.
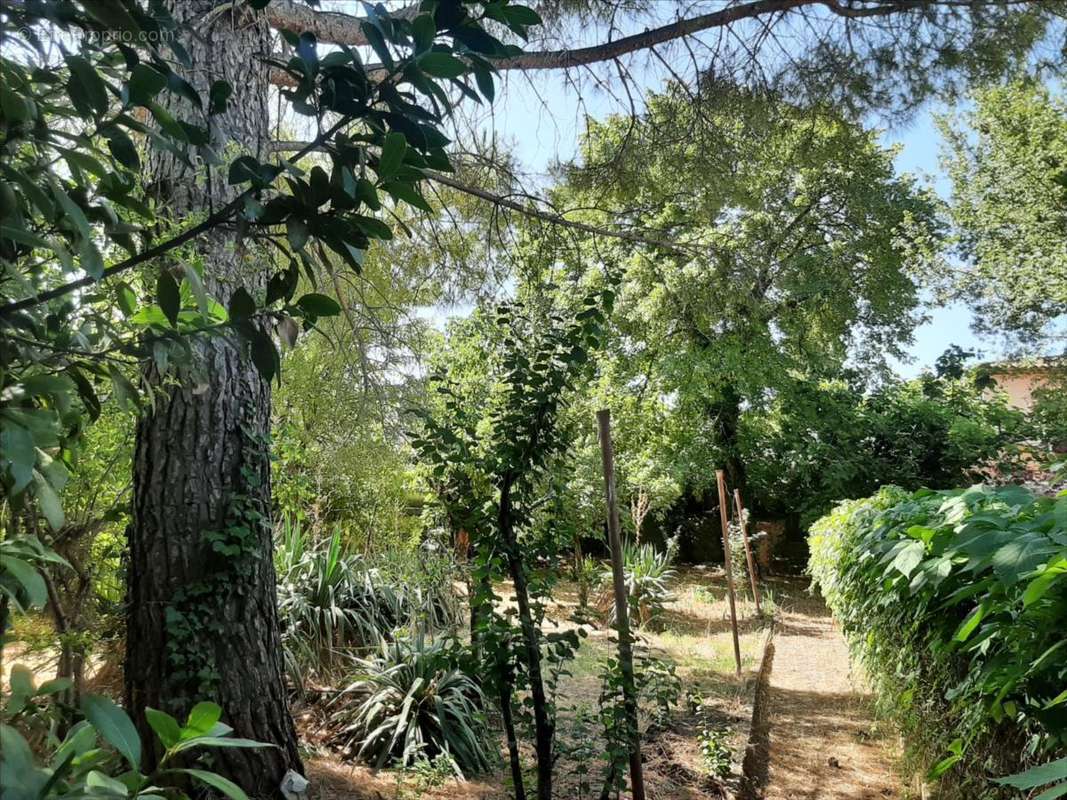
[328,636,494,777]
[809,485,1066,795]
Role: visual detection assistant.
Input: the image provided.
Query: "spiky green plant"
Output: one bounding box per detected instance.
[329,635,495,777]
[601,537,678,628]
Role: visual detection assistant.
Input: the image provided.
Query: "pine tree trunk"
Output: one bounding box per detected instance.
[125,3,301,794]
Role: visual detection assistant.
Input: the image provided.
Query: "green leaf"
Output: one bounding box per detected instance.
[249,330,279,384]
[0,557,47,610]
[175,769,249,800]
[295,293,341,317]
[170,736,270,754]
[66,55,109,115]
[377,132,407,180]
[1,422,36,492]
[184,701,223,737]
[128,64,168,106]
[145,708,182,749]
[953,600,987,643]
[86,769,129,796]
[994,757,1067,789]
[418,52,467,79]
[286,217,309,251]
[209,80,233,116]
[384,181,432,212]
[157,271,181,327]
[228,288,256,321]
[889,540,924,579]
[181,261,209,315]
[412,15,436,52]
[992,536,1058,584]
[49,178,92,242]
[9,664,35,698]
[81,694,141,769]
[106,128,141,171]
[0,85,29,123]
[33,469,65,531]
[502,5,542,26]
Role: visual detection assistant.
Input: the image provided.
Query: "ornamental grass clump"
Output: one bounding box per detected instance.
[808,484,1066,797]
[328,635,495,778]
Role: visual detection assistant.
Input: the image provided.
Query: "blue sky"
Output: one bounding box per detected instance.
[470,72,998,379]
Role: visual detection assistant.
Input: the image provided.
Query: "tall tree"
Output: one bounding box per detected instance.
[124,2,303,790]
[939,81,1067,348]
[1,1,541,793]
[548,86,942,497]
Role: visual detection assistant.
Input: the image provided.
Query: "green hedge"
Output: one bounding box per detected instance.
[808,485,1066,795]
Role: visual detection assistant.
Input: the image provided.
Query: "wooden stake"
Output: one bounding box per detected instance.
[733,488,762,616]
[716,469,742,676]
[597,410,647,800]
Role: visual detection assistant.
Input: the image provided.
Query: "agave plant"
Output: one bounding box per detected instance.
[601,537,678,628]
[276,519,465,686]
[276,522,400,680]
[329,635,495,777]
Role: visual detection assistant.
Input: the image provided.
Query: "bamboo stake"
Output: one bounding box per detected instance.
[716,469,742,676]
[597,410,647,800]
[733,488,762,616]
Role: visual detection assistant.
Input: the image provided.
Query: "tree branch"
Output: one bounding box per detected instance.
[264,0,1052,86]
[263,0,419,47]
[268,140,691,254]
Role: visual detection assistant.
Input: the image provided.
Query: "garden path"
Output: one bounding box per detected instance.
[756,579,900,800]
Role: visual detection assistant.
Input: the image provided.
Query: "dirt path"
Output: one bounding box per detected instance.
[755,579,900,800]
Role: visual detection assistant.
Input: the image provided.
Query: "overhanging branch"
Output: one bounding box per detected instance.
[268,140,689,254]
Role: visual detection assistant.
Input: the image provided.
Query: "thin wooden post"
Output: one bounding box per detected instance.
[597,410,647,800]
[716,469,742,676]
[733,488,762,616]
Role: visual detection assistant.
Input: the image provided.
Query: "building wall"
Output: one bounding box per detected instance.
[988,370,1056,411]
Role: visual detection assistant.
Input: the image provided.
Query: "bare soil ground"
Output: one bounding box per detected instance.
[754,578,901,800]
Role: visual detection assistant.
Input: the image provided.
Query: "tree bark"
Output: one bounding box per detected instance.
[125,3,301,794]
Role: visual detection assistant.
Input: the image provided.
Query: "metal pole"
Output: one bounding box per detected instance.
[597,410,647,800]
[733,488,762,616]
[716,469,742,676]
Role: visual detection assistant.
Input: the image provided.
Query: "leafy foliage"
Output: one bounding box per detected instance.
[809,485,1067,794]
[329,635,494,778]
[742,369,1028,524]
[2,668,267,800]
[275,518,460,683]
[939,81,1067,344]
[0,0,541,542]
